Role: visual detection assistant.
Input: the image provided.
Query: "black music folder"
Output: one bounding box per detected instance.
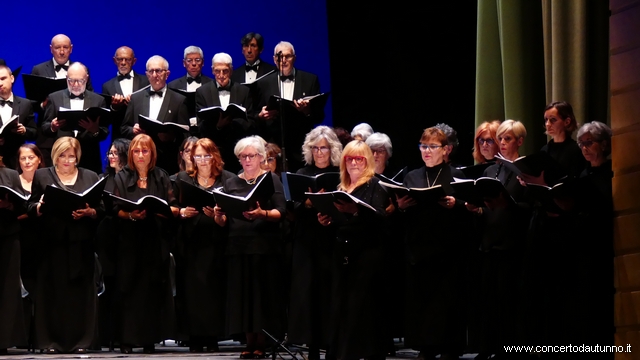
[109,193,173,218]
[57,107,111,131]
[138,114,189,134]
[21,74,67,102]
[40,176,107,215]
[282,171,340,202]
[212,172,275,219]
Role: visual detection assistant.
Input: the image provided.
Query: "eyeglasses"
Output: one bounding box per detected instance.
[344,156,365,164]
[577,140,596,148]
[371,148,387,155]
[213,68,230,75]
[106,151,119,157]
[238,153,259,161]
[194,155,213,161]
[182,148,191,154]
[133,149,150,156]
[146,69,167,75]
[67,78,86,85]
[185,58,203,64]
[277,54,295,61]
[267,157,276,163]
[58,155,76,163]
[477,138,495,146]
[311,146,330,153]
[115,57,134,63]
[418,144,443,152]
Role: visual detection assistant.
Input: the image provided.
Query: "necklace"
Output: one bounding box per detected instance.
[139,176,148,181]
[426,168,442,188]
[198,174,212,185]
[242,171,263,185]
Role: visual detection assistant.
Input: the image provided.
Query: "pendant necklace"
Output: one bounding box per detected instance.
[426,168,442,188]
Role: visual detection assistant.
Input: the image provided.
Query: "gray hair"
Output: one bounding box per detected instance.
[302,126,343,166]
[234,136,267,159]
[351,123,374,141]
[577,121,612,156]
[434,123,459,148]
[274,41,295,56]
[212,52,233,68]
[146,55,169,70]
[365,132,393,158]
[184,46,203,59]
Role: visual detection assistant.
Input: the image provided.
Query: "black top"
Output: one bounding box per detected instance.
[541,138,586,183]
[0,167,24,236]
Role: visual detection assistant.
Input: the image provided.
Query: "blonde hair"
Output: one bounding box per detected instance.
[51,136,81,165]
[338,140,376,191]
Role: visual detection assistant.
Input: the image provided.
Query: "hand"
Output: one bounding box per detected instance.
[334,199,358,214]
[385,202,395,215]
[396,194,417,210]
[72,203,97,220]
[465,202,482,214]
[133,123,145,135]
[157,132,174,142]
[36,194,44,215]
[293,98,311,115]
[518,171,546,186]
[12,123,26,135]
[317,213,332,226]
[259,106,278,120]
[243,201,265,220]
[111,94,128,109]
[438,195,456,209]
[129,209,147,221]
[78,116,100,133]
[217,113,232,129]
[202,206,215,218]
[180,206,199,219]
[51,118,66,132]
[213,205,227,226]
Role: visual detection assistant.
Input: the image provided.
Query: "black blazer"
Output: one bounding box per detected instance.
[0,95,37,169]
[0,167,25,236]
[31,60,94,91]
[42,89,108,173]
[231,59,277,84]
[101,71,150,140]
[167,74,213,90]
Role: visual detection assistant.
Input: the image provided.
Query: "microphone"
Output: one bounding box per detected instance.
[276,51,283,60]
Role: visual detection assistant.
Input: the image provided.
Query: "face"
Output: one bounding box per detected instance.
[146,58,170,91]
[419,139,445,167]
[578,132,605,164]
[213,62,232,87]
[498,131,523,159]
[311,138,331,168]
[345,153,366,179]
[66,65,88,96]
[370,145,389,170]
[242,38,261,64]
[183,52,204,78]
[0,68,13,98]
[193,145,214,173]
[19,148,41,173]
[55,147,77,171]
[238,146,263,174]
[265,153,277,172]
[477,130,499,160]
[131,145,151,169]
[107,145,120,169]
[544,107,571,139]
[181,142,193,167]
[274,45,295,76]
[113,47,136,75]
[50,35,72,65]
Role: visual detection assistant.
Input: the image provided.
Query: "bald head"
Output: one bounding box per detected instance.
[113,46,137,75]
[50,34,72,65]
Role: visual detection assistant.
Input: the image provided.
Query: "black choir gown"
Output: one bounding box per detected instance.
[112,167,177,347]
[325,177,389,360]
[223,172,287,338]
[28,167,102,352]
[0,168,28,350]
[401,163,468,356]
[287,164,339,349]
[174,170,236,344]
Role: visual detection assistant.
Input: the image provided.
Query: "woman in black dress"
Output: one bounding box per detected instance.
[213,136,286,358]
[317,140,389,360]
[28,137,102,354]
[174,138,236,352]
[473,120,501,164]
[288,126,342,359]
[0,157,28,355]
[112,134,179,354]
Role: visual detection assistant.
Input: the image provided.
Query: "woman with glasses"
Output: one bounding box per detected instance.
[316,140,389,360]
[178,136,199,174]
[213,136,286,359]
[104,138,131,192]
[263,143,283,177]
[288,126,342,359]
[473,120,501,164]
[27,136,102,354]
[395,128,466,360]
[173,138,235,352]
[112,134,179,354]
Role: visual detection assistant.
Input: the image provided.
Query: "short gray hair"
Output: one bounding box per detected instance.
[351,123,374,141]
[184,46,203,59]
[577,121,612,156]
[365,132,393,158]
[212,52,233,68]
[274,41,295,56]
[146,55,169,70]
[234,136,267,159]
[302,126,343,166]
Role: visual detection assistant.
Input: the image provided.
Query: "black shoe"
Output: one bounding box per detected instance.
[0,348,7,355]
[189,345,203,353]
[143,345,155,354]
[205,343,219,352]
[120,345,132,354]
[440,353,460,360]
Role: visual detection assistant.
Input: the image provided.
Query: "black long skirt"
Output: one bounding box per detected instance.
[0,234,28,349]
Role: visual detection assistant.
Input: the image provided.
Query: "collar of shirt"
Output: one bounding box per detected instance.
[52,59,70,69]
[151,86,168,96]
[246,59,261,67]
[117,71,135,78]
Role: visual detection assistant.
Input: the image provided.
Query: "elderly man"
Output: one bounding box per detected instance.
[42,63,108,173]
[255,41,323,170]
[122,55,188,174]
[231,32,276,84]
[195,52,253,173]
[31,34,93,91]
[102,46,150,140]
[168,46,213,91]
[0,65,37,169]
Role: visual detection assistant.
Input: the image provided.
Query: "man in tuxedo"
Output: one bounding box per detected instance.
[122,55,189,174]
[42,63,108,174]
[231,32,277,84]
[256,41,324,170]
[168,46,213,128]
[31,34,93,91]
[196,53,253,173]
[0,65,37,169]
[102,46,150,140]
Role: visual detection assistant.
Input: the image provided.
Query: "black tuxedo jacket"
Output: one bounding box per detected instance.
[101,71,150,140]
[195,81,254,173]
[167,74,213,90]
[31,60,94,91]
[42,89,108,173]
[122,87,189,174]
[0,95,37,169]
[231,59,277,83]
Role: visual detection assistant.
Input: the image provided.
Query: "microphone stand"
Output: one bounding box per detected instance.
[276,53,288,172]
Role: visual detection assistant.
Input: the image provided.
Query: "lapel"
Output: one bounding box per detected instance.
[229,82,240,104]
[45,61,56,77]
[142,90,151,117]
[157,90,171,121]
[293,69,304,99]
[114,77,124,94]
[62,89,72,109]
[210,83,222,107]
[256,59,270,77]
[11,97,21,118]
[132,72,142,91]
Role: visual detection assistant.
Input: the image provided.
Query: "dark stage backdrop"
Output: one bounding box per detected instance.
[4,0,331,170]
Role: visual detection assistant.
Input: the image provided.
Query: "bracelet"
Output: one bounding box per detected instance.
[128,212,136,221]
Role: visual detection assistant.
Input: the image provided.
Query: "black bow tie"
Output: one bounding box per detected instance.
[217,86,230,92]
[0,99,13,107]
[187,76,201,84]
[245,64,259,72]
[69,93,84,100]
[280,74,294,81]
[149,90,163,97]
[117,73,132,81]
[55,64,69,72]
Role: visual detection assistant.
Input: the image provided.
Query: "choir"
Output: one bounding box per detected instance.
[0,32,614,360]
